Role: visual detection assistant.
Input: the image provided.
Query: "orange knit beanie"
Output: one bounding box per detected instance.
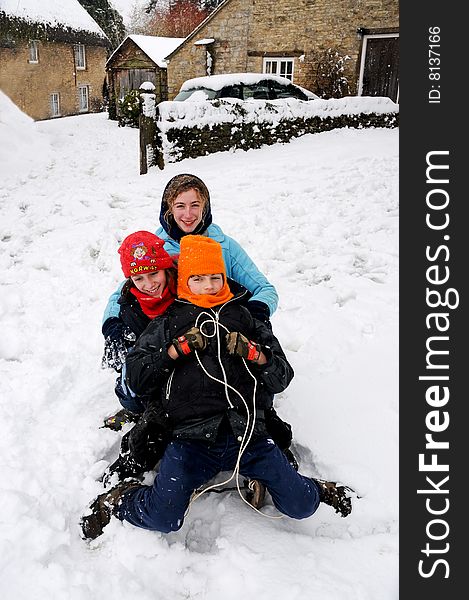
[177,235,233,308]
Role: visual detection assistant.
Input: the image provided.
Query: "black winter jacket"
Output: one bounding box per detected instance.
[103,278,257,345]
[125,292,293,442]
[117,281,151,338]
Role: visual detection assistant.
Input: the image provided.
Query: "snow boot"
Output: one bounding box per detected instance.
[313,478,354,517]
[101,454,147,487]
[102,408,140,431]
[245,479,266,509]
[80,480,141,540]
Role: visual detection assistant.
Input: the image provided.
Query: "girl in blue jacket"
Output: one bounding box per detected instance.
[101,173,278,364]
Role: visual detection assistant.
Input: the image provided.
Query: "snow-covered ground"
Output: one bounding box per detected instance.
[0,91,398,600]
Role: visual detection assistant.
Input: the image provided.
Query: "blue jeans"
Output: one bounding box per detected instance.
[116,433,320,533]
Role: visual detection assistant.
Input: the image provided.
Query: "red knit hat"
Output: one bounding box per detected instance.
[118,231,174,277]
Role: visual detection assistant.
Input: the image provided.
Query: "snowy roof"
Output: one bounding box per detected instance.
[180,73,301,92]
[1,0,106,37]
[107,35,186,68]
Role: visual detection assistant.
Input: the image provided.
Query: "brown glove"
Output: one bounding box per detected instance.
[225,332,261,361]
[172,326,207,357]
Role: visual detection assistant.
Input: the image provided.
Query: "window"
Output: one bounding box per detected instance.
[243,83,270,100]
[268,81,308,100]
[218,85,242,99]
[28,40,39,63]
[74,44,86,69]
[78,85,89,112]
[263,58,295,81]
[50,93,60,117]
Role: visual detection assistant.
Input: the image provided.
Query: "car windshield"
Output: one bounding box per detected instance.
[174,88,219,101]
[243,83,270,100]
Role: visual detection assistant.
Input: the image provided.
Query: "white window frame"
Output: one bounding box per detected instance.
[28,40,39,63]
[263,57,295,81]
[74,44,86,70]
[50,93,60,117]
[78,85,89,112]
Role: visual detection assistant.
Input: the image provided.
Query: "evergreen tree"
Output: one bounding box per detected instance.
[77,0,126,49]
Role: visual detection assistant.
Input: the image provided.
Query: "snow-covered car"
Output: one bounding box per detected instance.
[173,73,319,102]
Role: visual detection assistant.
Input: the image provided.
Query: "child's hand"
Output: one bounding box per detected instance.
[102,335,128,371]
[225,332,261,362]
[172,327,207,357]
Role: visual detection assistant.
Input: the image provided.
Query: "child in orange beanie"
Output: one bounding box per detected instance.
[81,236,354,540]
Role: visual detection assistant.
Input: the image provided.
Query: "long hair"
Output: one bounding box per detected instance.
[162,174,210,226]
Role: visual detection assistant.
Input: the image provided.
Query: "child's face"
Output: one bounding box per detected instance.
[188,274,223,295]
[131,270,167,297]
[171,189,204,233]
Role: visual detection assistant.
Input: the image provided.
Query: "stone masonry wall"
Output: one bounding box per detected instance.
[166,0,252,99]
[166,0,399,99]
[145,96,399,170]
[157,110,397,167]
[0,40,107,120]
[302,0,399,94]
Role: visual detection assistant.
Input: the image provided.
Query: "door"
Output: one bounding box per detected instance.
[114,69,158,116]
[359,34,399,102]
[116,69,157,100]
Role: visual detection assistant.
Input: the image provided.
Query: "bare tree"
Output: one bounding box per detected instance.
[127,1,153,34]
[144,0,209,37]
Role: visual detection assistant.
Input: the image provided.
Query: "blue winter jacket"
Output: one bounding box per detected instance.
[102,223,278,323]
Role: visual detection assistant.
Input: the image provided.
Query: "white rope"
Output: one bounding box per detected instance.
[181,307,282,519]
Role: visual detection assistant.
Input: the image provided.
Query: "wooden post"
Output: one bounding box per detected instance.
[139,83,158,175]
[153,105,165,170]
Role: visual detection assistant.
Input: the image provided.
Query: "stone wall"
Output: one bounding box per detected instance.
[166,0,252,99]
[0,39,107,120]
[303,0,399,94]
[144,96,398,170]
[166,0,399,99]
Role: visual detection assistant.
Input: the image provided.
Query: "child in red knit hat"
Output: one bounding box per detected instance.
[101,231,177,425]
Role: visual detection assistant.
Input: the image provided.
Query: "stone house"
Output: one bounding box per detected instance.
[0,1,109,121]
[106,35,185,118]
[165,0,399,102]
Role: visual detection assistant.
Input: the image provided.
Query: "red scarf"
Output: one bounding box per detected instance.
[131,284,175,319]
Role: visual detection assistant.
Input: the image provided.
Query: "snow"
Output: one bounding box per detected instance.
[158,96,398,128]
[180,72,303,91]
[1,0,106,37]
[107,34,186,68]
[194,38,216,45]
[0,89,398,599]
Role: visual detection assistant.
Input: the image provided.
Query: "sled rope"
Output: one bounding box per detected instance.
[183,308,282,519]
